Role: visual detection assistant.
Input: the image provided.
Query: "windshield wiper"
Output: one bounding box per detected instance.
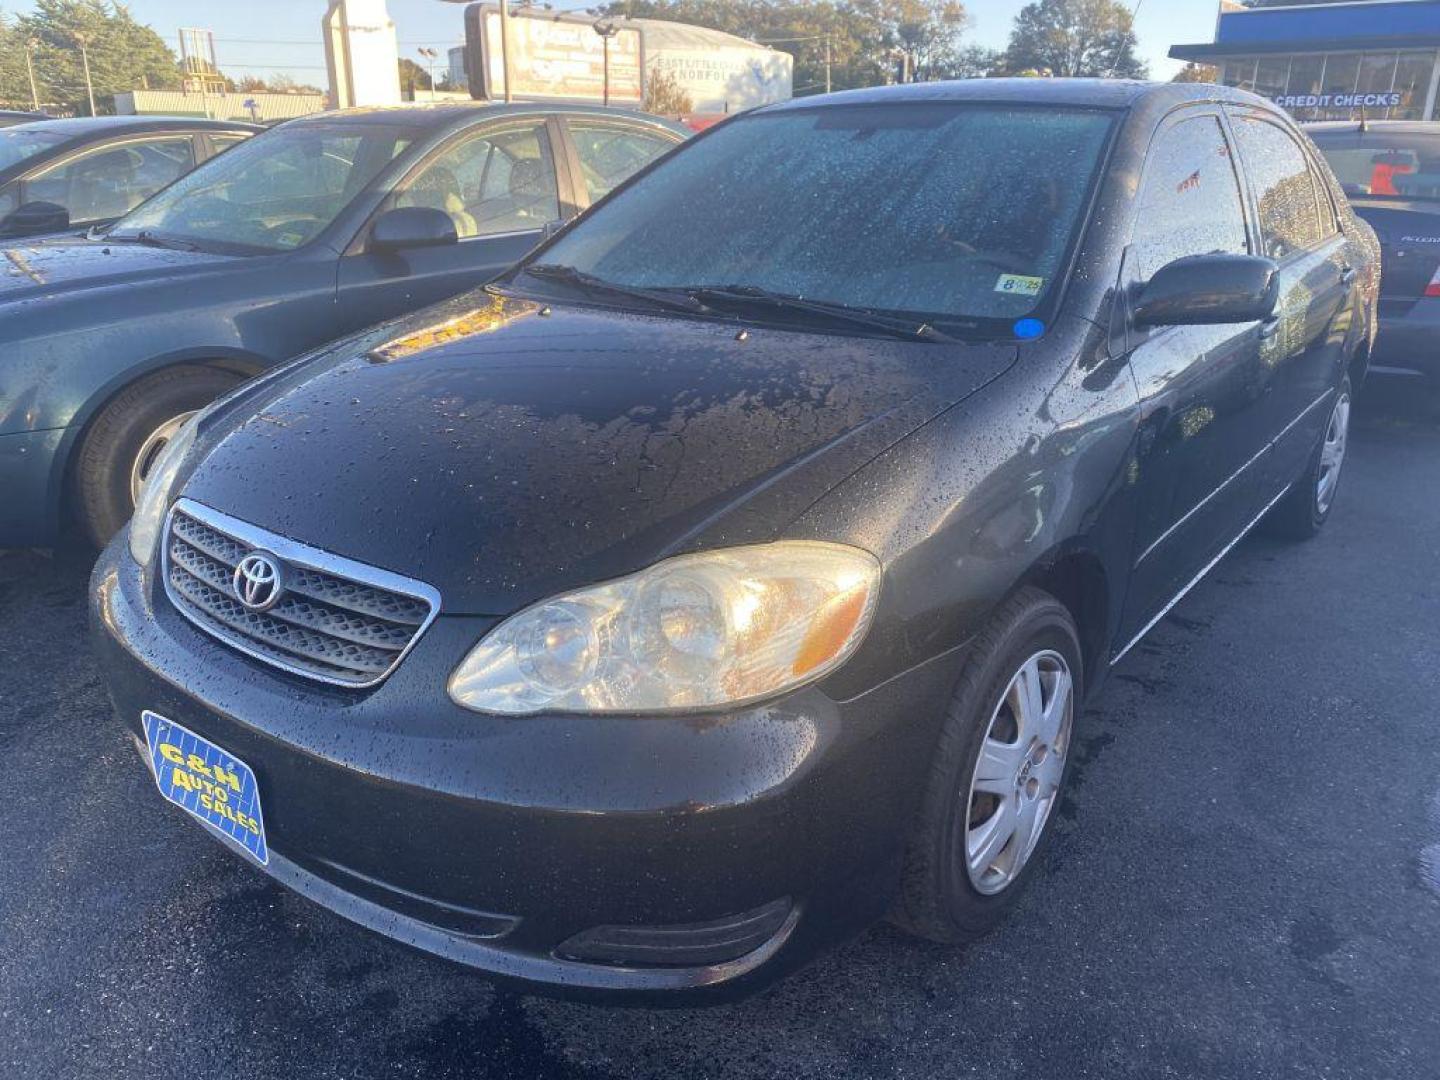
[104,229,199,252]
[522,264,710,314]
[683,285,955,342]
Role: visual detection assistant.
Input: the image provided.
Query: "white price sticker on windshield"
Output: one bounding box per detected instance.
[995,274,1044,296]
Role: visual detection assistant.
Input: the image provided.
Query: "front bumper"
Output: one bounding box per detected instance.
[91,536,958,1001]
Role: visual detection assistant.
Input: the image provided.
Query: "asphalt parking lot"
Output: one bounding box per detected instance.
[2,380,1437,1080]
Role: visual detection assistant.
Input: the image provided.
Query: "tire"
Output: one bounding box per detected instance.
[1264,376,1351,541]
[72,366,241,548]
[889,587,1082,944]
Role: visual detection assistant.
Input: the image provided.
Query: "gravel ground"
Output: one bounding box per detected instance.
[2,380,1437,1080]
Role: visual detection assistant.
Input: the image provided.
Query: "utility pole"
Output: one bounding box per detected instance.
[824,34,831,94]
[24,38,40,111]
[75,33,97,116]
[498,0,513,103]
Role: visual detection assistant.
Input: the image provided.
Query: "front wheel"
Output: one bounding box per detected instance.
[890,587,1081,944]
[72,366,242,548]
[1266,377,1351,540]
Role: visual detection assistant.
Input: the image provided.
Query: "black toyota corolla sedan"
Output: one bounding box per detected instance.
[92,80,1378,1001]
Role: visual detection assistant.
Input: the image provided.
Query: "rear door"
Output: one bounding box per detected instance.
[1229,110,1348,492]
[334,115,574,327]
[1119,108,1274,644]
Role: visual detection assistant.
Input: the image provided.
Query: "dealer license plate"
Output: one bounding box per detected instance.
[142,711,269,865]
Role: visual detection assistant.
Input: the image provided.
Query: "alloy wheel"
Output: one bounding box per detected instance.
[129,411,197,506]
[964,650,1074,895]
[1315,391,1350,516]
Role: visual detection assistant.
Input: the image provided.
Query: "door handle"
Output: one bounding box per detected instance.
[1259,315,1282,340]
[1340,264,1357,286]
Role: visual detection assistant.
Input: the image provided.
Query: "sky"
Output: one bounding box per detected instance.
[0,0,1224,85]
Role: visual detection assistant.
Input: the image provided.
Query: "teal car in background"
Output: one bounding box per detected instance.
[0,102,686,548]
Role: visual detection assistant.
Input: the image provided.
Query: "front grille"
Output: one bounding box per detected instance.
[162,499,440,688]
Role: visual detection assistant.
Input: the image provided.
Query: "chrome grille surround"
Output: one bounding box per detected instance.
[162,498,441,688]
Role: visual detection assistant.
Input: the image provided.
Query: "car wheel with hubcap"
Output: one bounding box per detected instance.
[890,586,1081,944]
[1266,376,1351,540]
[73,365,242,548]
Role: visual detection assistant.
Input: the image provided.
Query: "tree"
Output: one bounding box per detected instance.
[0,15,35,108]
[1003,0,1148,80]
[851,0,970,83]
[1172,62,1218,84]
[12,1,182,114]
[234,73,322,96]
[949,43,1004,80]
[644,66,694,114]
[398,57,433,99]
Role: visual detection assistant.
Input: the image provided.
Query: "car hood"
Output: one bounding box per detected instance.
[180,292,1018,614]
[0,236,243,303]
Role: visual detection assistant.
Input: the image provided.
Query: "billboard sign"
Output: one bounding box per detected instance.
[464,4,643,105]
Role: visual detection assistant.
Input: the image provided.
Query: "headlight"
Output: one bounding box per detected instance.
[128,415,199,566]
[448,542,881,715]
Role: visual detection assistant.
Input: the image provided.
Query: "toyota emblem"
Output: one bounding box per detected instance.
[233,552,284,612]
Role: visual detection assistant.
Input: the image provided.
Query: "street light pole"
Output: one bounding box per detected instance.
[498,0,513,103]
[593,20,618,108]
[75,33,97,116]
[824,34,831,94]
[417,47,437,101]
[24,38,40,111]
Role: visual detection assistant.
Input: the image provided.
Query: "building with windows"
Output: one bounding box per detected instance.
[1170,1,1440,122]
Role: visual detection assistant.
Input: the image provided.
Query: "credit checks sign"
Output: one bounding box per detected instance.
[1274,92,1404,110]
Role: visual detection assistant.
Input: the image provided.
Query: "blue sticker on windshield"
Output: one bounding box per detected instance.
[1013,318,1046,340]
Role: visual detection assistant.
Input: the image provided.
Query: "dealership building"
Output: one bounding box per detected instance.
[1170,0,1440,122]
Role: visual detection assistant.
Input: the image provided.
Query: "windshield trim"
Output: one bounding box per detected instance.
[506,100,1124,339]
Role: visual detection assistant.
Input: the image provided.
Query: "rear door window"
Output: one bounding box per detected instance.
[1232,117,1326,259]
[565,121,676,203]
[1131,114,1250,282]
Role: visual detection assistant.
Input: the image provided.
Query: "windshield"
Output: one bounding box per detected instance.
[1312,133,1440,202]
[527,103,1115,329]
[0,128,66,171]
[110,122,413,252]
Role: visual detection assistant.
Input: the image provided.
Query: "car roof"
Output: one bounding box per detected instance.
[281,101,688,134]
[6,115,261,136]
[765,78,1269,114]
[1304,120,1440,138]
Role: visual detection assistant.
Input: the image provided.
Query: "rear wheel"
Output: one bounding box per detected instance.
[890,587,1081,943]
[1266,377,1351,540]
[73,366,241,548]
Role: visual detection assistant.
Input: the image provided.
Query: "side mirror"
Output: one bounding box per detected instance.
[369,206,458,254]
[1133,253,1280,328]
[3,200,70,238]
